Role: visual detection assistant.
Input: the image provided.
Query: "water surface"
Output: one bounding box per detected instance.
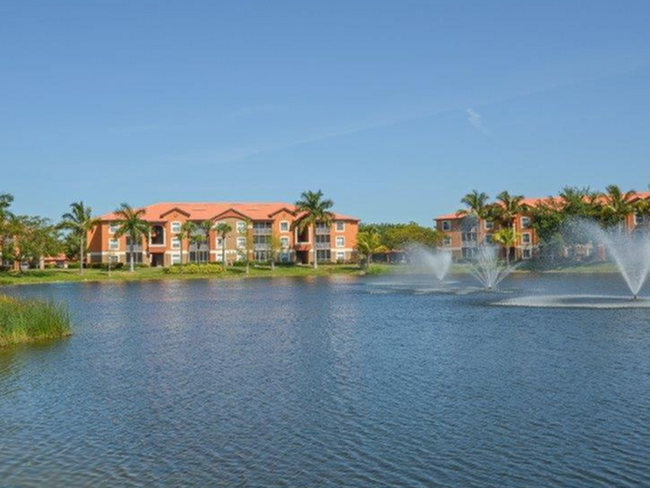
[1,274,650,487]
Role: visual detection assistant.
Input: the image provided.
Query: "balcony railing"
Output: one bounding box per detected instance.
[254,244,271,251]
[253,228,272,235]
[315,227,330,235]
[315,242,331,250]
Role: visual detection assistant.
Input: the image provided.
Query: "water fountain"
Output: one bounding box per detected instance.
[409,246,452,281]
[496,220,650,308]
[466,245,517,290]
[582,223,650,300]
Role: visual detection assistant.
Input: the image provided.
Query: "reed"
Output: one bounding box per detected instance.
[0,295,71,347]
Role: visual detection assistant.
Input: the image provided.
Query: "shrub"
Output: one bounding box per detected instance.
[0,296,72,347]
[164,263,224,275]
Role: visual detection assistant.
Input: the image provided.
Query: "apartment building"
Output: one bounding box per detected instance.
[435,194,650,261]
[87,202,359,267]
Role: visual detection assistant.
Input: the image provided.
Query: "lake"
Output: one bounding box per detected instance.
[1,274,650,487]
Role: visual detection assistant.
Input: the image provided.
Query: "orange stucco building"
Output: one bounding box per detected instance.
[88,202,359,267]
[435,193,650,261]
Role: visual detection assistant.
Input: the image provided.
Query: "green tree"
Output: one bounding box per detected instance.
[114,203,150,273]
[295,190,334,269]
[492,227,518,267]
[177,221,197,269]
[384,222,443,250]
[59,201,101,274]
[0,193,14,231]
[215,222,233,269]
[457,190,490,244]
[356,228,388,269]
[0,193,15,262]
[238,219,254,274]
[3,216,61,271]
[600,184,637,230]
[199,220,214,264]
[490,191,524,264]
[266,232,283,271]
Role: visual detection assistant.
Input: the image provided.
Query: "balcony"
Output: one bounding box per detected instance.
[315,242,331,250]
[254,244,270,251]
[253,228,272,236]
[315,227,330,235]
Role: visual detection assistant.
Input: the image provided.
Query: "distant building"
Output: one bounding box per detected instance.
[435,193,650,261]
[88,202,359,267]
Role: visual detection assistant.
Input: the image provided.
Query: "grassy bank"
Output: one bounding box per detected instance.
[0,261,623,287]
[0,296,72,347]
[0,263,378,286]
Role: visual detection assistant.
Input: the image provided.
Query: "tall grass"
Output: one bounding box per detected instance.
[0,296,71,347]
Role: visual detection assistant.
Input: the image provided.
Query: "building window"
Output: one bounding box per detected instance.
[485,234,494,244]
[335,236,345,248]
[335,221,345,232]
[126,252,143,264]
[635,214,645,225]
[443,236,452,246]
[336,251,345,262]
[462,232,477,243]
[315,234,330,246]
[109,223,119,235]
[280,237,290,249]
[254,251,270,262]
[485,220,493,230]
[171,237,181,249]
[215,237,223,247]
[521,216,531,229]
[316,250,331,261]
[522,233,531,244]
[237,237,246,249]
[442,220,451,231]
[281,252,291,263]
[462,248,476,259]
[171,221,181,234]
[279,221,290,232]
[108,255,119,264]
[109,238,119,250]
[237,221,247,234]
[522,248,532,259]
[171,254,181,265]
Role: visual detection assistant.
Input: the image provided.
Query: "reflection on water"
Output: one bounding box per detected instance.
[2,275,650,487]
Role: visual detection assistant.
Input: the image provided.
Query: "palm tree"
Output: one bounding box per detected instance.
[59,201,101,275]
[558,186,602,219]
[457,190,490,244]
[200,220,214,264]
[492,228,518,266]
[114,203,149,272]
[295,190,334,269]
[601,184,637,231]
[177,221,197,268]
[215,222,232,269]
[356,228,387,269]
[492,191,524,265]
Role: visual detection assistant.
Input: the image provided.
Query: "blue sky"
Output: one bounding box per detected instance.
[2,0,650,224]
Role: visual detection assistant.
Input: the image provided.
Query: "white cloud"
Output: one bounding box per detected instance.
[466,108,487,133]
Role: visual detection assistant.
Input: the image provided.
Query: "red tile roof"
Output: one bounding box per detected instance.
[435,212,464,220]
[98,202,359,222]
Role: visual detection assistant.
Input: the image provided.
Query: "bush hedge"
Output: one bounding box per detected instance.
[164,263,224,275]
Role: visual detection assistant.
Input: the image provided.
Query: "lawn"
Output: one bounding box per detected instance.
[0,263,383,286]
[0,261,622,287]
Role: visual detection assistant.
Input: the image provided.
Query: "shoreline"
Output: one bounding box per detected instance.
[0,262,623,287]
